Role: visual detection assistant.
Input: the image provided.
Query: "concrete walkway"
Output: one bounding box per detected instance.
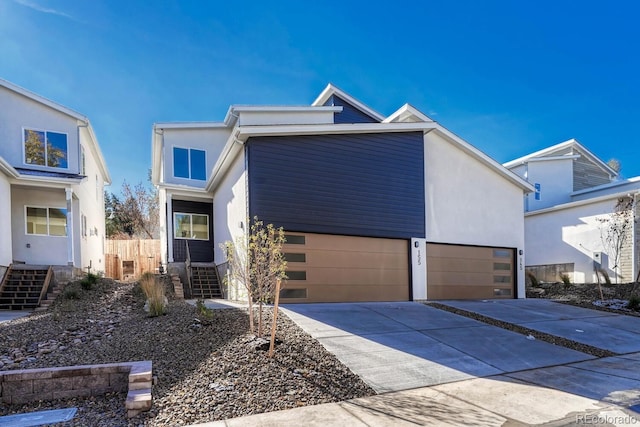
[188,300,640,426]
[0,310,31,323]
[280,302,592,392]
[439,299,640,354]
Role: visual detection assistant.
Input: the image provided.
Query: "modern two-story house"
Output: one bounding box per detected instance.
[505,139,640,284]
[152,84,533,302]
[0,78,111,291]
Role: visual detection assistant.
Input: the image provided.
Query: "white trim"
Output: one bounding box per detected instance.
[311,83,385,121]
[525,189,640,217]
[154,122,227,129]
[383,103,434,123]
[523,154,580,163]
[504,138,618,177]
[21,127,70,170]
[0,78,87,121]
[24,205,68,237]
[0,156,19,178]
[10,175,84,186]
[173,212,210,241]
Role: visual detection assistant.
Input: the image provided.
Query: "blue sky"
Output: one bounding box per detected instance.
[1,0,639,192]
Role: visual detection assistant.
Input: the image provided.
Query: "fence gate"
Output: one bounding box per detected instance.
[105,239,161,280]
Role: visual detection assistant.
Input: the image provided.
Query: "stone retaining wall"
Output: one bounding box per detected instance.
[0,360,152,418]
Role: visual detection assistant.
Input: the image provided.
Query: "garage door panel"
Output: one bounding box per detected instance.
[426,243,514,300]
[427,258,494,273]
[281,233,409,303]
[428,285,513,300]
[287,250,408,269]
[284,233,407,253]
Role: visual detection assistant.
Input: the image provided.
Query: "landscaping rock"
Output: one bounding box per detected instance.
[0,279,373,426]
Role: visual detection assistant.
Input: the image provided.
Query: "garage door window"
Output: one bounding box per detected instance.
[493,249,511,258]
[493,263,511,270]
[284,235,305,244]
[287,271,307,280]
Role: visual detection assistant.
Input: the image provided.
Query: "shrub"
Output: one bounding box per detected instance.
[628,295,640,311]
[195,299,214,320]
[86,272,100,285]
[139,272,166,317]
[63,288,80,300]
[80,278,92,290]
[560,274,571,286]
[526,272,539,287]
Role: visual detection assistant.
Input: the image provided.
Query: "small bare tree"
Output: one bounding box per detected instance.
[221,218,287,337]
[597,197,635,284]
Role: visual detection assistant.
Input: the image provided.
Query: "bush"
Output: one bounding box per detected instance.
[63,288,80,300]
[628,295,640,311]
[80,278,92,290]
[87,272,100,284]
[526,272,539,287]
[560,274,571,286]
[139,272,166,317]
[195,299,214,320]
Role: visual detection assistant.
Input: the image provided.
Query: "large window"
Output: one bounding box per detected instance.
[26,207,67,236]
[24,129,68,168]
[174,213,209,240]
[173,147,206,180]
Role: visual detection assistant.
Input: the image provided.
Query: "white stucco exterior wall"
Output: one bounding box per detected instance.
[213,149,247,264]
[11,187,68,265]
[0,172,12,266]
[162,128,230,188]
[523,159,574,210]
[0,87,81,175]
[424,132,527,297]
[525,198,627,283]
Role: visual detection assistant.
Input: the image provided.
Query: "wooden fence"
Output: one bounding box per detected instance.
[105,240,161,281]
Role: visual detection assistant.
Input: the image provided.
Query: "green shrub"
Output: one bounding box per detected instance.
[560,274,571,286]
[86,272,100,285]
[526,271,539,287]
[80,278,92,290]
[628,295,640,311]
[196,299,214,320]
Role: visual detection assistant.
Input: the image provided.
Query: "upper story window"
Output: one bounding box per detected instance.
[173,147,206,180]
[26,206,67,236]
[24,128,68,169]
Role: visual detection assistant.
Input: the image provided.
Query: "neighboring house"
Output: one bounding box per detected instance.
[152,84,532,302]
[0,78,111,281]
[505,139,640,283]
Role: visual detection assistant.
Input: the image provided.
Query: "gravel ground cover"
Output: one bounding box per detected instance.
[0,279,374,426]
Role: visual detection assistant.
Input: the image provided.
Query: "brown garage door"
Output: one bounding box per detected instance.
[280,233,409,303]
[426,243,514,300]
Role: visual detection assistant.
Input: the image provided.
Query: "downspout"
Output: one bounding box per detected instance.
[524,161,529,212]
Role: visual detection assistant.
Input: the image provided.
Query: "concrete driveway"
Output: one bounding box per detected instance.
[281,302,593,393]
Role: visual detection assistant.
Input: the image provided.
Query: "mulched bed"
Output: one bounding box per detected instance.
[0,279,374,426]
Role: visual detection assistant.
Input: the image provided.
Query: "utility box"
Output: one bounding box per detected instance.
[593,252,603,268]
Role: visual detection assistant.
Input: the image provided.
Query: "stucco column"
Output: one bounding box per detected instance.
[65,188,74,266]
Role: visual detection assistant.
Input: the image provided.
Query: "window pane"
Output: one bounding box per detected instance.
[190,149,206,180]
[191,214,209,239]
[46,132,68,168]
[49,208,67,236]
[494,275,511,283]
[287,271,307,280]
[494,263,511,271]
[280,288,307,299]
[173,148,189,178]
[284,235,306,244]
[174,213,192,238]
[26,207,47,234]
[493,249,511,258]
[24,129,45,165]
[283,253,306,262]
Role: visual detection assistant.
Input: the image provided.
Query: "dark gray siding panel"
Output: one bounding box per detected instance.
[171,200,214,262]
[324,95,379,124]
[247,132,425,239]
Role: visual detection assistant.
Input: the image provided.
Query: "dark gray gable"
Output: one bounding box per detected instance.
[323,94,380,124]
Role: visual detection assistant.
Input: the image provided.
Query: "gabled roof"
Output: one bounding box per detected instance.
[503,138,618,177]
[0,78,111,184]
[312,84,385,122]
[383,103,434,123]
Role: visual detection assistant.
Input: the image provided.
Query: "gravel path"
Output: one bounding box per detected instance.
[0,279,374,426]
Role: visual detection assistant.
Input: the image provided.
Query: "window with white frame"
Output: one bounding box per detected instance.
[174,213,209,240]
[173,147,206,180]
[23,129,68,168]
[26,207,67,236]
